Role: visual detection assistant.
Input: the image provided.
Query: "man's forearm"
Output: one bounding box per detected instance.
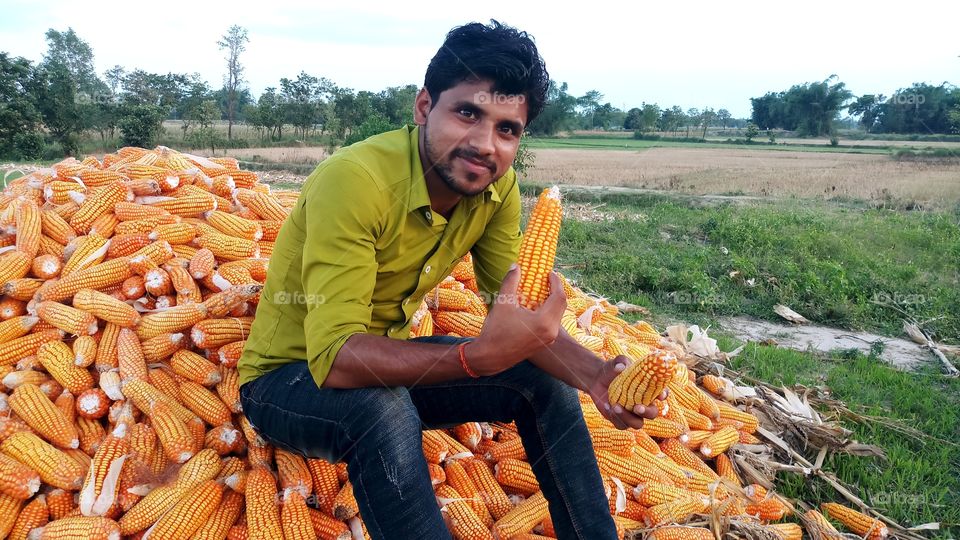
[322,333,471,388]
[527,328,603,392]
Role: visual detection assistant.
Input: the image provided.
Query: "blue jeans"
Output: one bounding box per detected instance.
[239,335,618,540]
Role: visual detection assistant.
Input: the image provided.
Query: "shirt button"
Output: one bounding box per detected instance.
[424,210,431,220]
[424,265,432,274]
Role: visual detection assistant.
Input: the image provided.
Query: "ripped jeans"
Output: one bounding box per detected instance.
[238,335,618,540]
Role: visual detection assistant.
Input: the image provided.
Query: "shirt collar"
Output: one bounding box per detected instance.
[407,125,502,214]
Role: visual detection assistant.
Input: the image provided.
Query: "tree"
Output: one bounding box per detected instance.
[657,106,684,136]
[685,108,700,138]
[750,76,853,136]
[699,107,717,139]
[623,108,642,130]
[744,122,759,142]
[42,28,101,94]
[716,108,732,129]
[186,100,223,152]
[640,103,660,135]
[0,53,44,159]
[250,87,286,140]
[527,80,577,136]
[217,25,249,140]
[279,72,325,138]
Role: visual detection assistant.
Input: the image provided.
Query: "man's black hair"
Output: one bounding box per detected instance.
[424,20,549,126]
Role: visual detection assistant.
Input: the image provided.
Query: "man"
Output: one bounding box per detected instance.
[238,20,659,539]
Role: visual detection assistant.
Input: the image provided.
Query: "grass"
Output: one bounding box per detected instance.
[722,340,960,535]
[533,185,960,343]
[539,189,959,533]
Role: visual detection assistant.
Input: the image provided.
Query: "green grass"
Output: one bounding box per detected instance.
[542,188,960,533]
[524,136,894,154]
[720,339,960,535]
[532,185,960,344]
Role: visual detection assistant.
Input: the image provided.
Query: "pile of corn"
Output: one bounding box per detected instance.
[0,148,888,540]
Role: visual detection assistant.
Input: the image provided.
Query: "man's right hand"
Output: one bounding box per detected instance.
[467,264,567,376]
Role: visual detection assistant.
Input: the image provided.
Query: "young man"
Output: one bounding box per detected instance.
[238,20,658,539]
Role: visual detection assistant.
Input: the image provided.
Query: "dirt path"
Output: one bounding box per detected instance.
[718,316,934,371]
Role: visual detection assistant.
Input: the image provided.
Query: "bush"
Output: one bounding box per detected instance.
[12,132,45,160]
[344,114,394,146]
[119,105,167,148]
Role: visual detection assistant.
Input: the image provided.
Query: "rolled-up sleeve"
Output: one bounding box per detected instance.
[298,159,384,388]
[470,171,523,309]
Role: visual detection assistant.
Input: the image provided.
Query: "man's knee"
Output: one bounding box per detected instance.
[339,387,423,458]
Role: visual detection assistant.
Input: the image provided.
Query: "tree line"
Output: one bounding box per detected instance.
[750,75,960,137]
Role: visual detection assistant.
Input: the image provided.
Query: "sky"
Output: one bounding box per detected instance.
[1,0,957,118]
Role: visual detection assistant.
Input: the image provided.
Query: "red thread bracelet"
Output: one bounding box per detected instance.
[458,342,480,378]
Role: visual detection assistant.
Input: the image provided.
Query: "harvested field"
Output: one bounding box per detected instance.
[526,147,960,207]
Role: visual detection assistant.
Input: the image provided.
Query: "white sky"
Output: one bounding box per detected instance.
[1,0,957,118]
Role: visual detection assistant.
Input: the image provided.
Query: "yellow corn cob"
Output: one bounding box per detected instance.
[632,481,691,507]
[766,523,802,540]
[275,449,313,499]
[121,378,193,422]
[165,264,203,304]
[714,452,741,487]
[241,191,288,221]
[76,416,106,455]
[462,458,513,521]
[0,452,41,500]
[279,489,318,540]
[331,481,359,521]
[170,349,221,385]
[434,311,484,337]
[195,230,260,261]
[205,210,263,240]
[700,425,739,458]
[44,180,85,204]
[589,427,636,457]
[34,300,98,336]
[596,449,671,486]
[485,436,525,462]
[204,423,243,455]
[145,479,222,539]
[660,438,716,479]
[141,193,217,217]
[716,401,759,433]
[117,482,187,535]
[8,492,47,540]
[179,381,232,426]
[246,468,284,540]
[93,322,121,373]
[140,332,187,362]
[608,349,677,410]
[36,257,133,302]
[135,303,208,340]
[645,497,708,526]
[444,459,494,527]
[69,181,129,234]
[745,497,790,522]
[0,250,31,284]
[2,278,43,301]
[630,447,689,485]
[306,458,340,515]
[517,186,562,309]
[494,458,539,496]
[202,284,262,318]
[307,508,351,540]
[492,490,547,539]
[14,199,41,257]
[821,503,888,540]
[114,201,172,221]
[30,253,61,279]
[148,402,196,464]
[71,288,140,328]
[189,247,217,279]
[37,340,94,395]
[32,516,121,540]
[79,423,129,516]
[148,221,196,244]
[648,526,715,540]
[435,484,494,540]
[190,317,253,350]
[0,431,85,489]
[0,315,38,343]
[9,382,79,449]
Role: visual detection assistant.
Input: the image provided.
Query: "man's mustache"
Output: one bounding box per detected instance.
[452,148,496,172]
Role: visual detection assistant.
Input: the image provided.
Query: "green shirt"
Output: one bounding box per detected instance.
[237,125,522,389]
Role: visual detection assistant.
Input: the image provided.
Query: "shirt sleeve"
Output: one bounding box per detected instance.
[298,158,385,388]
[470,170,523,309]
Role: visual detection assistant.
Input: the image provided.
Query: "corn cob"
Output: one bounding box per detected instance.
[608,349,677,410]
[0,250,32,284]
[700,425,739,458]
[306,458,340,515]
[9,382,79,449]
[79,423,129,516]
[492,490,547,538]
[280,489,318,540]
[8,492,47,540]
[31,515,121,540]
[178,381,232,426]
[821,503,888,539]
[648,526,715,540]
[0,315,38,348]
[494,458,539,496]
[0,452,41,500]
[35,257,133,303]
[517,186,562,309]
[144,479,222,539]
[434,311,484,337]
[37,341,93,395]
[435,484,493,540]
[69,181,129,234]
[307,508,351,540]
[117,482,187,535]
[246,468,284,540]
[2,279,43,301]
[802,509,845,540]
[0,431,85,490]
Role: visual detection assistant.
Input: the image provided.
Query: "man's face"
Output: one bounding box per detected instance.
[414,79,528,197]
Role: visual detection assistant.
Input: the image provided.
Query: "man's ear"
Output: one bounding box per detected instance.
[413,88,432,125]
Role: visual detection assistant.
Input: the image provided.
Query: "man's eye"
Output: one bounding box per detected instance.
[500,126,517,136]
[459,109,475,118]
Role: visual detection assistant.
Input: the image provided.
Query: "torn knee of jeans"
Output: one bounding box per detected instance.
[285,370,308,385]
[380,449,404,500]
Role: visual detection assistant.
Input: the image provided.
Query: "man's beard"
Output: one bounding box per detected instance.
[423,123,494,197]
